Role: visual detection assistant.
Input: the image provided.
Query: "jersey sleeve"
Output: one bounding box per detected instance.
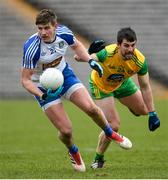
[137,58,148,75]
[22,35,41,69]
[56,25,76,46]
[96,49,107,62]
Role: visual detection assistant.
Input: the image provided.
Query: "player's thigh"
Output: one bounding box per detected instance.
[70,86,96,113]
[89,78,120,128]
[95,97,120,128]
[119,89,147,114]
[45,102,72,134]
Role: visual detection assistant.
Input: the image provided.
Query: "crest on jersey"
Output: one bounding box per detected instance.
[59,41,64,49]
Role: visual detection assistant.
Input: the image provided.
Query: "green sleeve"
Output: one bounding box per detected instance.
[96,49,107,62]
[137,58,148,75]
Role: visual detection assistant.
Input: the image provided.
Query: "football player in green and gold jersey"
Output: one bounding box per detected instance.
[75,27,160,169]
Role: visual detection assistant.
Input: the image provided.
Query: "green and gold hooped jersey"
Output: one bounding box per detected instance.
[91,44,148,93]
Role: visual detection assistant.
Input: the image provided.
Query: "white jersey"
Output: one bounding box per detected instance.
[22,24,76,82]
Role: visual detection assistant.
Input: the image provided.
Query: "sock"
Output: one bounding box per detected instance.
[94,152,104,161]
[69,144,78,154]
[104,125,123,142]
[104,125,113,137]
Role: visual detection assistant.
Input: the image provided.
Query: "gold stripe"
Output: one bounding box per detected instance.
[132,55,143,68]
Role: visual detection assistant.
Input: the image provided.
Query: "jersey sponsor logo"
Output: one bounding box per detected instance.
[42,56,62,70]
[107,74,124,82]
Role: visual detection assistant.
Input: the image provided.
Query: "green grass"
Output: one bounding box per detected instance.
[0,99,168,179]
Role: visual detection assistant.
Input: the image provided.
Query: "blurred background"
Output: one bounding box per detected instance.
[0,0,168,100]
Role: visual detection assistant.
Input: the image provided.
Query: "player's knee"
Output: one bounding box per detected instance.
[129,106,148,116]
[137,105,148,115]
[140,109,148,115]
[59,127,72,138]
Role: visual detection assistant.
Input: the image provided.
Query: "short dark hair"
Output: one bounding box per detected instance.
[35,9,57,25]
[117,27,137,44]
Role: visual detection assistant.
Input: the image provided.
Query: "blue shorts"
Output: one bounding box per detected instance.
[35,63,84,110]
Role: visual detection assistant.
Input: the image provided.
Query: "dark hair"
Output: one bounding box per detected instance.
[117,27,137,44]
[35,9,57,25]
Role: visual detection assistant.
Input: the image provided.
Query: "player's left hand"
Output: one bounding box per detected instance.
[42,86,63,100]
[148,111,160,131]
[88,59,103,77]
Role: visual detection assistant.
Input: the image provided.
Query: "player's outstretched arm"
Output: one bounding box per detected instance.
[74,39,105,61]
[71,39,103,77]
[138,73,160,131]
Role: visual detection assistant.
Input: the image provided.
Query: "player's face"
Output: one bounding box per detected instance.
[118,39,136,60]
[37,22,56,43]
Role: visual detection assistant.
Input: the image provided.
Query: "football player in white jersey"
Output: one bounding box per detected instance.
[21,9,132,172]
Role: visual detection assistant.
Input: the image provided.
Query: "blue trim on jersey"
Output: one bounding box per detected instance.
[35,63,81,107]
[56,25,75,45]
[23,34,41,69]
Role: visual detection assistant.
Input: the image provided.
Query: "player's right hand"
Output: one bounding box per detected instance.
[41,86,63,100]
[148,111,160,131]
[88,59,103,77]
[88,40,106,55]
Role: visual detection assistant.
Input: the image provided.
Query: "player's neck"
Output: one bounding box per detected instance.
[44,33,56,44]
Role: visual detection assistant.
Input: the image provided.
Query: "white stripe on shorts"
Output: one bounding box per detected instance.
[42,99,62,111]
[64,83,84,99]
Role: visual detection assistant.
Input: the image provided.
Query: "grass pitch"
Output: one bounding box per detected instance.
[0,99,168,179]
